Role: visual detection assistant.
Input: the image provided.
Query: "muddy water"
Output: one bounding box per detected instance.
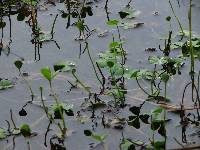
[0,0,200,149]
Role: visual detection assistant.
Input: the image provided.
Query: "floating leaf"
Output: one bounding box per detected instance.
[119,22,144,29]
[148,56,168,65]
[12,129,21,135]
[91,133,108,142]
[107,20,119,26]
[0,128,6,139]
[0,79,14,90]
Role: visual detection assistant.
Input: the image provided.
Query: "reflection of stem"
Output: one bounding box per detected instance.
[44,121,51,147]
[103,142,108,150]
[19,70,34,101]
[51,14,58,39]
[96,62,105,93]
[104,0,109,9]
[136,77,151,96]
[85,42,103,86]
[189,0,194,72]
[188,0,196,105]
[10,109,17,129]
[27,140,31,150]
[168,0,184,35]
[8,6,12,45]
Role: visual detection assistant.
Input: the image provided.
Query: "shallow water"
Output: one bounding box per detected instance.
[1,0,200,149]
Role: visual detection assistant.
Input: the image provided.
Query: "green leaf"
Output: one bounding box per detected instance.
[109,41,123,49]
[51,103,73,119]
[107,20,119,26]
[37,32,51,42]
[20,124,31,137]
[40,67,52,81]
[54,61,76,72]
[153,140,165,149]
[0,128,6,139]
[21,0,37,6]
[170,42,184,49]
[76,20,84,31]
[148,56,168,65]
[124,70,139,79]
[107,61,114,68]
[151,107,163,114]
[0,79,14,90]
[91,133,108,142]
[161,73,170,83]
[120,139,135,150]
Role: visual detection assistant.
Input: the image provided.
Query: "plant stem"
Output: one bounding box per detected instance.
[71,70,91,93]
[49,81,67,138]
[188,0,194,73]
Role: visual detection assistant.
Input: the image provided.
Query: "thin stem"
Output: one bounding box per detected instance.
[71,70,91,93]
[51,14,58,39]
[49,81,67,138]
[168,0,184,35]
[85,42,103,85]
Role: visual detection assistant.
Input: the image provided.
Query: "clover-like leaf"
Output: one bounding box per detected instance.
[128,117,140,129]
[139,114,150,124]
[129,106,140,116]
